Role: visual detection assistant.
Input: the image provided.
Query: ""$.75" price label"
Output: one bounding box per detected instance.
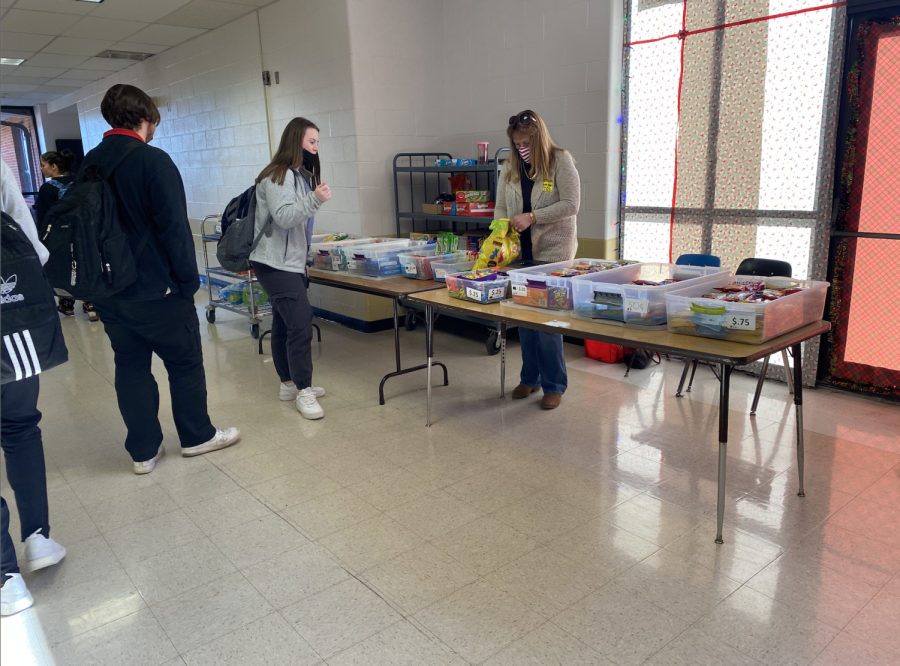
[725,313,756,330]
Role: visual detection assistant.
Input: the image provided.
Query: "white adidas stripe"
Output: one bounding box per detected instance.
[3,330,43,382]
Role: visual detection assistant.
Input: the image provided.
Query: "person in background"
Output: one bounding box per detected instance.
[81,84,240,473]
[495,109,581,410]
[251,118,331,420]
[36,150,97,321]
[1,160,67,617]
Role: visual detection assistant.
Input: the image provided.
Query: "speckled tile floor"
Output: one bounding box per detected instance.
[2,291,899,666]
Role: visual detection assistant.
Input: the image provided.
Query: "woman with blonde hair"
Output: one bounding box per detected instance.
[252,117,331,419]
[495,109,581,409]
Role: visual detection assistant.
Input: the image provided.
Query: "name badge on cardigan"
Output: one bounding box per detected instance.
[542,180,553,192]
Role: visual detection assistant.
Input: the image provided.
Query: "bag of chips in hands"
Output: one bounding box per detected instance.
[474,219,520,270]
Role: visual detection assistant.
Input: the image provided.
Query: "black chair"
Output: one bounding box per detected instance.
[676,258,795,412]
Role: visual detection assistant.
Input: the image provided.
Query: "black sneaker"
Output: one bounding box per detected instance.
[58,298,75,316]
[83,302,99,322]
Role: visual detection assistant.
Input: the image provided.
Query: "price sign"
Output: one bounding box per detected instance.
[404,263,417,275]
[624,298,650,315]
[512,284,528,297]
[434,269,447,279]
[726,313,756,330]
[488,286,506,301]
[347,260,357,270]
[465,287,482,302]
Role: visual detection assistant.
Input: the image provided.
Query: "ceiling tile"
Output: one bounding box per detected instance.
[48,77,95,87]
[0,65,21,76]
[9,65,68,78]
[89,0,193,24]
[157,0,249,30]
[34,83,82,93]
[21,91,65,99]
[18,52,89,68]
[0,83,39,92]
[77,56,137,71]
[0,32,55,51]
[56,68,108,80]
[63,17,149,42]
[217,0,275,7]
[111,42,167,54]
[2,9,82,35]
[126,24,206,46]
[42,36,117,56]
[10,0,95,16]
[0,75,52,85]
[0,0,16,8]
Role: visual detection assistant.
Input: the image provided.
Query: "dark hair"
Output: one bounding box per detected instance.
[41,149,76,175]
[100,84,161,131]
[256,118,320,187]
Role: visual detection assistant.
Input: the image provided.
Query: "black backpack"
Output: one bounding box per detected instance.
[220,185,256,236]
[1,212,68,385]
[41,141,151,300]
[216,185,272,273]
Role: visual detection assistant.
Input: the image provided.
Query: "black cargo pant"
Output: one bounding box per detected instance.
[1,376,50,577]
[252,262,314,390]
[93,295,216,462]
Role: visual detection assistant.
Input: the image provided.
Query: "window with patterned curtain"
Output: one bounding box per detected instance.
[618,0,847,385]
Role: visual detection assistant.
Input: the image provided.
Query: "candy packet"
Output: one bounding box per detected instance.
[474,219,520,269]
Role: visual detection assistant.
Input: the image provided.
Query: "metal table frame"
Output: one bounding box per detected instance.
[408,290,830,545]
[306,269,449,405]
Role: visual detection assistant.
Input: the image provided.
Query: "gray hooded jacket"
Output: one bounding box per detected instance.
[249,166,322,273]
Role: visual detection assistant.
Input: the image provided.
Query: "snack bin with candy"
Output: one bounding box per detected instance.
[364,243,435,277]
[445,268,510,304]
[507,259,634,311]
[431,254,479,282]
[344,241,412,276]
[398,251,453,280]
[571,263,727,326]
[665,275,830,344]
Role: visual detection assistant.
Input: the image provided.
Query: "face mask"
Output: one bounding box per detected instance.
[517,146,530,163]
[302,149,317,164]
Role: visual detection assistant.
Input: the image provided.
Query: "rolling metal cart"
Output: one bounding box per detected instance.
[393,149,514,355]
[197,214,271,340]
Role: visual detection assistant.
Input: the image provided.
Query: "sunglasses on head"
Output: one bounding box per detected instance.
[508,111,536,127]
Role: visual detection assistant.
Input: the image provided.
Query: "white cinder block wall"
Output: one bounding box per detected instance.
[49,0,623,320]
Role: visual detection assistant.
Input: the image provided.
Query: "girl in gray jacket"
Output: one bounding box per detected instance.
[251,118,331,419]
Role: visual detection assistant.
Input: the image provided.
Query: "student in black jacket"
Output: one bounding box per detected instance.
[82,84,240,474]
[37,150,98,321]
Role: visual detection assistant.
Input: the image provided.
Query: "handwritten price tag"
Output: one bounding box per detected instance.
[434,269,447,279]
[347,260,357,270]
[404,263,417,275]
[726,313,756,330]
[512,284,527,297]
[488,286,506,301]
[466,287,482,301]
[624,298,650,315]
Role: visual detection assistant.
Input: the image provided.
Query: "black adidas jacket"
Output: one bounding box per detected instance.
[80,134,199,300]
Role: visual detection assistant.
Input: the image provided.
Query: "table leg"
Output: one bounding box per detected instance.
[749,354,770,416]
[676,359,691,397]
[426,305,433,427]
[500,323,507,398]
[716,363,732,545]
[379,298,448,406]
[793,342,805,498]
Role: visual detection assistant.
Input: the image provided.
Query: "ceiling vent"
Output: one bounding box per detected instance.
[95,50,154,62]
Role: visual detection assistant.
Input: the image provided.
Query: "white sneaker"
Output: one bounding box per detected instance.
[280,383,325,401]
[134,444,165,475]
[1,574,34,616]
[182,427,241,457]
[296,388,324,420]
[24,530,66,572]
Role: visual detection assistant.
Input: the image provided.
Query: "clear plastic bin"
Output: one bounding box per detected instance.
[398,251,453,280]
[344,241,411,276]
[310,237,376,271]
[571,263,727,326]
[432,258,477,282]
[665,275,830,344]
[363,244,422,277]
[445,272,510,303]
[507,259,631,311]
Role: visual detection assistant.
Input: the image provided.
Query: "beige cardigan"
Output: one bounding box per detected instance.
[494,149,580,263]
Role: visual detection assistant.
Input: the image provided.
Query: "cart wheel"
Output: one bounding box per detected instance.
[250,323,260,339]
[486,330,501,356]
[206,309,216,323]
[404,310,417,331]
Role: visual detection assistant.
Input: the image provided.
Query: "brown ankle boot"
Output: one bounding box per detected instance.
[512,384,539,399]
[541,393,562,409]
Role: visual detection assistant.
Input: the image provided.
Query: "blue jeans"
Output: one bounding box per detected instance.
[519,329,567,395]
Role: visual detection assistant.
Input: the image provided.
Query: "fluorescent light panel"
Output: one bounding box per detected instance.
[1,58,26,65]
